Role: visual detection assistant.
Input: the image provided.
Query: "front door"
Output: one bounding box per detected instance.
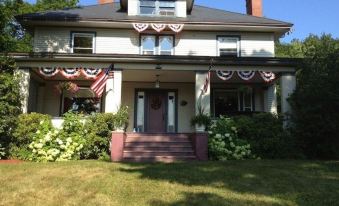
[146,92,166,133]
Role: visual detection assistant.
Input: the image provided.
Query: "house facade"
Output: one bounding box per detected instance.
[13,0,297,161]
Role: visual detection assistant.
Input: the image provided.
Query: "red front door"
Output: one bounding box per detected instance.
[146,92,166,133]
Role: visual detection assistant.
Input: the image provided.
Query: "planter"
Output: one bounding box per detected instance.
[195,124,206,132]
[115,127,125,132]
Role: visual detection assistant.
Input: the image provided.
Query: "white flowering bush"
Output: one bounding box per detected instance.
[208,116,256,160]
[0,144,5,159]
[28,112,85,162]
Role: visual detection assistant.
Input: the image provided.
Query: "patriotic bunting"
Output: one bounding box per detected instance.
[82,68,102,79]
[151,24,166,32]
[60,67,81,79]
[133,23,149,32]
[237,71,256,81]
[38,67,103,79]
[168,24,184,33]
[259,71,276,82]
[216,70,234,81]
[39,67,59,77]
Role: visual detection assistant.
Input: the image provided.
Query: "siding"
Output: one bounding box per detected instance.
[33,27,275,57]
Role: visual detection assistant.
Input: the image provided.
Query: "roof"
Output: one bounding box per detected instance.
[16,2,292,27]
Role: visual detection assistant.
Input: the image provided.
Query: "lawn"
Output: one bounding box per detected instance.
[0,160,338,206]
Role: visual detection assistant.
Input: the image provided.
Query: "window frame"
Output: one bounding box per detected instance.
[70,31,96,54]
[139,0,176,16]
[216,35,241,57]
[140,34,175,55]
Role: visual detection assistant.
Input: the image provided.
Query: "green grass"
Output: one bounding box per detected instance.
[0,160,338,206]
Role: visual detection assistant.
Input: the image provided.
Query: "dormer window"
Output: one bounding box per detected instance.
[217,36,240,57]
[139,0,175,16]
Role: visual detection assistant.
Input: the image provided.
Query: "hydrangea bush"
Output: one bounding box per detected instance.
[0,144,5,159]
[28,112,85,162]
[208,116,256,160]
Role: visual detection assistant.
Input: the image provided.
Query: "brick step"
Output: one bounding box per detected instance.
[125,141,193,147]
[125,136,191,143]
[125,133,191,138]
[123,155,196,163]
[123,151,195,157]
[124,147,194,152]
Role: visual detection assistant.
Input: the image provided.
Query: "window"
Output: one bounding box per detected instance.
[139,0,175,16]
[141,35,174,55]
[213,89,253,117]
[71,32,95,54]
[62,87,101,115]
[217,36,240,57]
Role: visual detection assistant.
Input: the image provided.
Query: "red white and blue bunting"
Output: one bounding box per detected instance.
[39,67,59,77]
[133,23,184,33]
[259,71,276,82]
[60,67,81,79]
[237,71,256,81]
[38,67,103,79]
[216,70,234,81]
[215,70,276,82]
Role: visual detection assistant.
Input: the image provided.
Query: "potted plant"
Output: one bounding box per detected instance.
[190,104,211,132]
[114,106,129,132]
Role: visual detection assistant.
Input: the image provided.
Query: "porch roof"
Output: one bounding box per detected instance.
[11,53,300,69]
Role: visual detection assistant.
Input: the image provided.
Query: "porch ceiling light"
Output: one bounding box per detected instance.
[155,75,160,88]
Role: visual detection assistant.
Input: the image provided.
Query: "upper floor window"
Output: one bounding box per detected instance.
[141,35,174,55]
[71,32,95,54]
[217,36,240,57]
[139,0,175,16]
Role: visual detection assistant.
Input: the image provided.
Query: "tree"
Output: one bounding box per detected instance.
[279,34,339,159]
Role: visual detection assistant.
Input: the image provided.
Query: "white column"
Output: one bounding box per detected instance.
[16,68,30,113]
[105,70,122,113]
[265,83,278,114]
[280,73,296,115]
[195,71,210,115]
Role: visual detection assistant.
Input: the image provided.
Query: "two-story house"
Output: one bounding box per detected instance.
[12,0,297,161]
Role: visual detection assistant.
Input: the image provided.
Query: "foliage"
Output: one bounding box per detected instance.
[0,56,21,158]
[28,112,85,162]
[286,34,339,159]
[0,143,5,159]
[191,103,211,128]
[233,113,300,159]
[114,106,129,130]
[81,113,115,159]
[208,116,255,160]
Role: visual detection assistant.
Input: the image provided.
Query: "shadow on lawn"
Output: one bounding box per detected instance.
[117,160,339,206]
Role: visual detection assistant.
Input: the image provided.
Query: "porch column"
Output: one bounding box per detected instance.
[16,68,30,113]
[195,71,210,115]
[105,70,122,113]
[265,83,278,114]
[280,72,296,115]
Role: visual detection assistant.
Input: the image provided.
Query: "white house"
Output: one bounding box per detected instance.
[12,0,297,161]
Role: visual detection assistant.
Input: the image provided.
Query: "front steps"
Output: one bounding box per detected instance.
[123,133,196,162]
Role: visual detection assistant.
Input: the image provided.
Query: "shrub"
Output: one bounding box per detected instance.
[233,113,299,159]
[10,113,52,160]
[114,106,129,130]
[208,116,255,160]
[28,112,85,162]
[0,143,5,159]
[81,113,115,159]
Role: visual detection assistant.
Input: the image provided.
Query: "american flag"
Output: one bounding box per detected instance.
[90,64,113,97]
[202,71,210,94]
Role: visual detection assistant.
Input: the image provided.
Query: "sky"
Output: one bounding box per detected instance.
[24,0,339,42]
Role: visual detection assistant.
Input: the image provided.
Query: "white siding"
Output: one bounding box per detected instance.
[33,27,275,57]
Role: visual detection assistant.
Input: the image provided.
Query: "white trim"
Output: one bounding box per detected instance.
[71,32,96,54]
[217,36,240,57]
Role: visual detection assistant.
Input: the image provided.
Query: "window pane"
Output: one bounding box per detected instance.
[159,36,173,55]
[159,1,175,8]
[140,6,156,14]
[141,36,155,54]
[218,37,239,57]
[74,35,93,48]
[214,91,239,117]
[140,0,156,7]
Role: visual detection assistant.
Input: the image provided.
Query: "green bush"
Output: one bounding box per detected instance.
[208,116,255,160]
[28,112,85,162]
[10,113,52,160]
[81,113,115,159]
[0,143,5,159]
[233,113,299,159]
